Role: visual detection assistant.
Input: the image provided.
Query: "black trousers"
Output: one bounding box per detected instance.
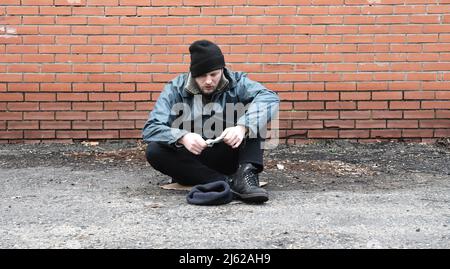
[145,139,264,186]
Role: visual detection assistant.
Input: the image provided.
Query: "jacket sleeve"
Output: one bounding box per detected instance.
[235,74,280,137]
[142,82,189,145]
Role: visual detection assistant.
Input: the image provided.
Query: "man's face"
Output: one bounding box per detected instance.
[194,69,223,96]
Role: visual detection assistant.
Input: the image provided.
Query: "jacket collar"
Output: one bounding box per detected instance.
[183,68,232,97]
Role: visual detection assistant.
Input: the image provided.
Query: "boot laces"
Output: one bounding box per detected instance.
[243,171,259,187]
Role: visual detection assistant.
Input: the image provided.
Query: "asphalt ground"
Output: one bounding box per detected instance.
[0,140,449,249]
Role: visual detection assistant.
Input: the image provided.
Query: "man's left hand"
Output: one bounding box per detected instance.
[220,125,247,149]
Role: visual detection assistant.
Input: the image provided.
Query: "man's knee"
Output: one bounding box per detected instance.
[145,142,165,166]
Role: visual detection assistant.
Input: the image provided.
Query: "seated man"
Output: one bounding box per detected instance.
[142,40,279,204]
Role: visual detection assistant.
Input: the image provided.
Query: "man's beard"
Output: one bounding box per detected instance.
[200,86,217,96]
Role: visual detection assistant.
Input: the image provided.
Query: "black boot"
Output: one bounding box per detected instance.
[230,163,268,204]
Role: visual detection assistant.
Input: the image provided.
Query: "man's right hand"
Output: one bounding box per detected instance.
[178,133,207,155]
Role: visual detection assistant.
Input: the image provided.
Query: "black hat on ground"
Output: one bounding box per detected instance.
[189,40,225,77]
[186,180,233,206]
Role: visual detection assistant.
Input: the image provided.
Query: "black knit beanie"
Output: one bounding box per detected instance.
[189,40,225,77]
[186,181,233,206]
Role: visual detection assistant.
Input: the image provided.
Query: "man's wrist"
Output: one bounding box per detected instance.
[176,134,186,147]
[237,125,248,136]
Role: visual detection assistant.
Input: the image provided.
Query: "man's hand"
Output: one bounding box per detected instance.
[221,125,247,149]
[178,133,207,155]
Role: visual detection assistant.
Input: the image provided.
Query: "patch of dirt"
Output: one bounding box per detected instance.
[265,159,378,177]
[1,139,449,193]
[65,140,147,165]
[262,140,450,191]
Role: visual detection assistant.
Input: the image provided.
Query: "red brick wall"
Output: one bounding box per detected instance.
[1,0,449,143]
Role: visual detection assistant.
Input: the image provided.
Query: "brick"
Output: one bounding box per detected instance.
[89,17,119,25]
[135,102,155,111]
[119,129,141,139]
[420,120,450,128]
[88,55,120,63]
[387,120,418,129]
[73,121,102,129]
[7,6,38,15]
[202,7,232,16]
[372,92,403,100]
[0,131,23,139]
[0,0,20,4]
[89,93,119,102]
[104,120,135,129]
[40,102,71,111]
[1,75,23,83]
[308,111,339,119]
[8,121,38,130]
[120,93,151,101]
[25,93,56,102]
[57,93,88,101]
[88,112,118,120]
[0,111,22,120]
[55,55,87,63]
[404,92,435,100]
[356,120,386,129]
[322,100,355,112]
[372,111,402,119]
[22,54,55,63]
[105,83,136,92]
[104,102,135,110]
[40,121,71,130]
[436,110,450,119]
[23,74,55,83]
[339,130,370,139]
[41,83,72,92]
[324,120,355,129]
[89,74,121,83]
[308,92,339,101]
[55,0,87,5]
[55,112,86,120]
[389,82,422,91]
[24,130,55,139]
[8,65,39,73]
[0,93,23,101]
[56,130,87,139]
[39,45,70,54]
[72,102,103,111]
[371,130,401,138]
[88,130,119,139]
[357,101,388,110]
[24,112,55,120]
[404,110,435,119]
[308,130,338,138]
[390,101,420,110]
[402,129,434,138]
[341,92,370,100]
[7,45,39,54]
[340,111,370,119]
[294,102,324,110]
[293,120,323,129]
[436,92,450,99]
[423,82,450,90]
[325,83,356,91]
[278,92,307,101]
[122,74,151,82]
[7,102,39,111]
[279,111,307,120]
[73,83,103,92]
[435,129,450,138]
[41,64,72,73]
[119,111,148,120]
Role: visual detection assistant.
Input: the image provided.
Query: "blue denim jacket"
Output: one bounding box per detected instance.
[142,68,280,145]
